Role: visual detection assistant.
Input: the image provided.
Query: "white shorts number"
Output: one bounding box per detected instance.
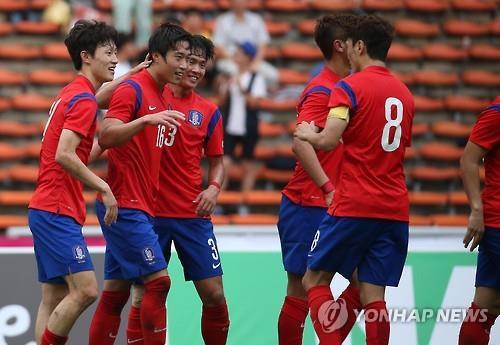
[381,97,403,152]
[208,238,219,261]
[310,230,321,252]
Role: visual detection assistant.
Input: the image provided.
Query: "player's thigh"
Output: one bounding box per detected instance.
[28,209,94,283]
[475,227,500,293]
[171,218,223,281]
[194,276,225,306]
[474,287,500,315]
[64,270,98,303]
[359,281,386,306]
[302,269,334,291]
[277,195,327,276]
[357,220,409,288]
[40,283,69,308]
[96,201,167,281]
[153,217,174,264]
[307,216,380,280]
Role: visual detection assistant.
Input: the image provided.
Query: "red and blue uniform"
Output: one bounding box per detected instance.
[154,86,224,281]
[96,69,168,281]
[307,66,414,287]
[468,96,500,289]
[29,75,97,283]
[277,66,343,275]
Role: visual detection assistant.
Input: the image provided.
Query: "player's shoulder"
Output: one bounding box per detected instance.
[480,98,500,119]
[193,91,219,115]
[58,78,96,107]
[302,68,340,96]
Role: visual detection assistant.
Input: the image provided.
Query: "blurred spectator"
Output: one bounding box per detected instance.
[182,7,211,37]
[43,0,71,29]
[218,41,267,213]
[213,0,278,87]
[70,0,109,27]
[114,32,137,78]
[112,0,152,48]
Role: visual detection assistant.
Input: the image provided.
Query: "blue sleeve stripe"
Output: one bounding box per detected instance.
[297,85,331,109]
[335,80,357,111]
[123,79,142,115]
[67,92,96,112]
[205,109,222,144]
[486,104,500,113]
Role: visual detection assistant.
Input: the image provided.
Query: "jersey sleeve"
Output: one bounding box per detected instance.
[296,86,331,128]
[205,108,224,156]
[328,80,358,112]
[63,94,98,137]
[470,108,500,151]
[106,83,137,123]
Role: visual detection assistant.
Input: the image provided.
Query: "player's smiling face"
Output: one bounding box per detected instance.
[161,40,190,85]
[180,53,207,90]
[88,42,118,84]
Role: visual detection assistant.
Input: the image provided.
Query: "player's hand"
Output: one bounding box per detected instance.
[193,185,220,217]
[463,210,484,252]
[294,121,319,141]
[129,54,152,75]
[144,110,185,129]
[101,186,118,226]
[324,191,333,207]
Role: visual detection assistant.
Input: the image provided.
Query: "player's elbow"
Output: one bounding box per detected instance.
[97,131,114,150]
[55,150,72,169]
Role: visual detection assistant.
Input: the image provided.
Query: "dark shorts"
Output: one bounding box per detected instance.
[224,133,258,159]
[475,227,500,289]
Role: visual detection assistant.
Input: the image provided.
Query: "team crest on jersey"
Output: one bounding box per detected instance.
[143,247,155,262]
[73,245,86,261]
[188,110,203,127]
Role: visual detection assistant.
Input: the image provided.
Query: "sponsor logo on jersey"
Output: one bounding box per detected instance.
[188,110,203,127]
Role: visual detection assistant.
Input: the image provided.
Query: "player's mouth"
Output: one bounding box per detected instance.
[108,66,116,73]
[175,71,184,79]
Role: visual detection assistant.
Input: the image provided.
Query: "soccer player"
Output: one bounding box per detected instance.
[125,34,229,345]
[295,15,414,345]
[277,14,362,345]
[458,97,500,345]
[28,20,119,345]
[88,23,189,345]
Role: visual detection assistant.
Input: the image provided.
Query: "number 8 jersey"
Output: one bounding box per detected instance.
[327,66,414,222]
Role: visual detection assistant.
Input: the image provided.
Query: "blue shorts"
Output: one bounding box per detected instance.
[475,227,500,289]
[28,209,94,284]
[307,215,409,287]
[154,217,223,281]
[277,195,327,276]
[96,201,167,281]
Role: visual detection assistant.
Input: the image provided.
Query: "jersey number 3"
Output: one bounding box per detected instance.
[381,97,403,152]
[155,125,177,148]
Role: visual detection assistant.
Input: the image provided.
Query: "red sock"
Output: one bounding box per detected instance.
[141,276,171,345]
[337,284,362,341]
[459,302,497,345]
[201,302,230,345]
[364,300,390,345]
[127,305,144,345]
[89,290,130,345]
[41,328,68,345]
[278,296,308,345]
[307,285,342,345]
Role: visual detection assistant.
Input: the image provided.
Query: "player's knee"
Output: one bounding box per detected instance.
[74,284,98,307]
[202,289,226,306]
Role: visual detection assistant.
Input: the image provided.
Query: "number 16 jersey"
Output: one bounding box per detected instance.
[328,66,414,222]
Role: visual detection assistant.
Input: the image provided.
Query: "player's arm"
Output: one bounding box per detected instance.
[88,139,104,163]
[295,106,349,151]
[95,55,152,108]
[55,130,117,225]
[194,156,224,217]
[460,141,487,252]
[98,110,185,149]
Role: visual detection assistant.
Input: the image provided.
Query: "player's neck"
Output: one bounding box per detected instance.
[146,67,167,90]
[359,57,386,71]
[325,57,350,78]
[77,68,101,92]
[169,83,193,98]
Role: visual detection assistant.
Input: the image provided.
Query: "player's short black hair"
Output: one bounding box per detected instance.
[148,23,191,58]
[64,20,118,70]
[350,15,394,62]
[116,32,133,52]
[190,35,214,61]
[314,14,358,60]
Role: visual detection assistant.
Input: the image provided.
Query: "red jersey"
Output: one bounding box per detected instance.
[282,66,343,208]
[155,86,224,218]
[328,66,414,222]
[102,69,168,216]
[29,75,97,225]
[469,96,500,228]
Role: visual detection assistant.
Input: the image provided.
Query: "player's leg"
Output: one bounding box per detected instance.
[42,270,98,344]
[127,284,145,345]
[194,276,230,345]
[171,218,229,345]
[356,219,409,345]
[459,227,500,345]
[35,283,68,344]
[277,196,325,345]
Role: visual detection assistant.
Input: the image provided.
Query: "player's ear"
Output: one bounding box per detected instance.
[80,50,91,66]
[333,39,345,53]
[151,52,161,64]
